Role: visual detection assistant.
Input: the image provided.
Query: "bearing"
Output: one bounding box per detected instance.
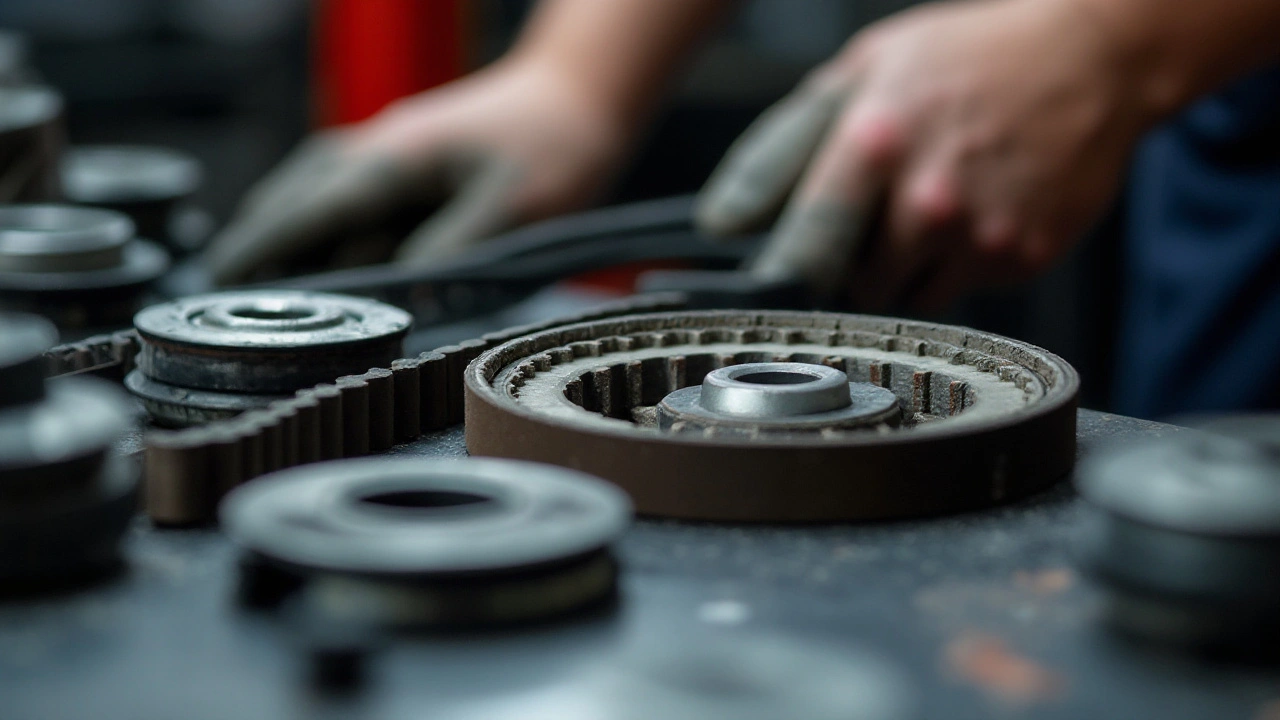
[221,457,631,628]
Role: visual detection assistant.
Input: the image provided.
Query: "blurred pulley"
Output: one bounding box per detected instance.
[125,290,412,427]
[61,145,208,254]
[0,204,169,330]
[221,457,631,629]
[465,309,1079,521]
[1075,425,1280,655]
[0,312,138,586]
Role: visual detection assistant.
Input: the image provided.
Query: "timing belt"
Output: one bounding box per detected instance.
[43,293,689,526]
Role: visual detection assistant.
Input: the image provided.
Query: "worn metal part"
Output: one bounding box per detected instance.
[0,85,63,203]
[447,631,916,720]
[466,310,1079,521]
[657,361,901,435]
[63,293,682,525]
[128,290,412,427]
[0,312,139,584]
[61,145,204,249]
[222,457,631,628]
[1076,431,1280,654]
[0,205,169,329]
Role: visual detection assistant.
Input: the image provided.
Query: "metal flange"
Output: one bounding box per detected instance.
[465,310,1079,522]
[221,457,631,628]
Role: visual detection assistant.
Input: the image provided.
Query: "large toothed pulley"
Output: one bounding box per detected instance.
[221,458,631,629]
[126,290,412,426]
[0,312,139,585]
[465,310,1079,522]
[0,204,170,329]
[1075,423,1280,655]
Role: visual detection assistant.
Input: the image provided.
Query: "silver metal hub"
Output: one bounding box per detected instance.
[700,362,852,418]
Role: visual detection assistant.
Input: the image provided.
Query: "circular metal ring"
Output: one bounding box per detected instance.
[465,310,1079,522]
[0,311,55,408]
[700,362,853,417]
[0,204,133,272]
[123,370,287,427]
[223,458,631,628]
[133,290,411,394]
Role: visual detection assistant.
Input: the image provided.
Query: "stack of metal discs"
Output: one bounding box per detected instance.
[126,290,412,427]
[0,312,139,585]
[61,145,206,253]
[221,458,631,629]
[0,84,63,203]
[0,204,170,330]
[1076,427,1280,655]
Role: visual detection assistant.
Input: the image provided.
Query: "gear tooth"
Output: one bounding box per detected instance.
[625,361,643,409]
[665,355,687,394]
[335,375,371,458]
[289,394,322,464]
[361,368,395,452]
[267,400,300,468]
[948,381,970,415]
[390,358,422,442]
[145,430,211,526]
[912,371,933,414]
[307,384,344,460]
[565,378,584,406]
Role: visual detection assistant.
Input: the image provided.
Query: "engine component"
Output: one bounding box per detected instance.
[466,310,1079,521]
[0,204,169,330]
[1075,429,1280,656]
[448,631,916,720]
[0,85,62,203]
[61,145,206,253]
[0,312,138,585]
[125,290,412,427]
[221,457,631,629]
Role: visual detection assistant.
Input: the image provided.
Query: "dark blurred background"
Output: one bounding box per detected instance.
[0,0,1121,409]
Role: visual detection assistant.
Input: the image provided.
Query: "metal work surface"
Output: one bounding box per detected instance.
[3,409,1278,719]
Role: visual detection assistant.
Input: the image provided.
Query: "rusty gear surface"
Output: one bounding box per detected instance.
[465,310,1079,522]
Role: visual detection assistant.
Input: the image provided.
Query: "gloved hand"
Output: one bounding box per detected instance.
[205,58,631,285]
[696,0,1158,310]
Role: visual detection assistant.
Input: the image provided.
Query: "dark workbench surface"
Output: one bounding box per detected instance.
[3,409,1277,719]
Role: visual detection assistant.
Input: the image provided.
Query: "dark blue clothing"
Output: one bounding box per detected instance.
[1115,66,1280,418]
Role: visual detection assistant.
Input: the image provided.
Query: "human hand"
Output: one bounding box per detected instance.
[697,0,1158,310]
[205,57,630,285]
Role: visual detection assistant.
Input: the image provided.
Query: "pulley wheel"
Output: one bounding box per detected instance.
[465,310,1079,522]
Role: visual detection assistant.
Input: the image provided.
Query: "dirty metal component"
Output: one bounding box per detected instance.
[0,85,63,203]
[42,293,686,525]
[446,631,916,720]
[60,145,204,251]
[657,361,901,435]
[0,312,138,584]
[222,458,631,628]
[1075,430,1280,655]
[0,204,169,329]
[127,290,412,427]
[466,310,1079,522]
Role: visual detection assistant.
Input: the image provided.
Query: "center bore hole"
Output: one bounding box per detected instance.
[734,371,819,386]
[360,489,491,511]
[229,304,316,321]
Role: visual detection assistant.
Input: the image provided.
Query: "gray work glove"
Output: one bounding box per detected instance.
[205,61,629,286]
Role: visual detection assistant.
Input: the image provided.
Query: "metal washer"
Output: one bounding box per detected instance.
[221,458,632,627]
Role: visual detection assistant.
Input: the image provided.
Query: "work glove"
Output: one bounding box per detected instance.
[205,60,629,285]
[696,0,1155,310]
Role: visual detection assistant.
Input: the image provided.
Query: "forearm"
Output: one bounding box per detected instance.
[1070,0,1280,120]
[508,0,733,128]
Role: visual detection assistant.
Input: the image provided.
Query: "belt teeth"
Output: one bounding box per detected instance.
[335,375,371,458]
[362,368,395,453]
[390,359,422,442]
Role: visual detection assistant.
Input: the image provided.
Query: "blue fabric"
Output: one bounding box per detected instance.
[1115,66,1280,418]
